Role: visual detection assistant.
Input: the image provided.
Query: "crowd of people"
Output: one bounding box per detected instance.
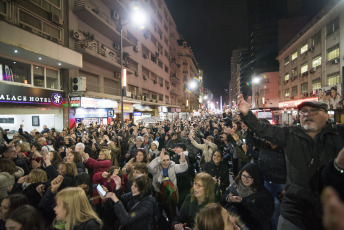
[0,96,343,230]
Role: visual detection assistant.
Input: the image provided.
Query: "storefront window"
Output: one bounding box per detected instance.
[46,68,58,89]
[0,57,31,84]
[34,65,44,87]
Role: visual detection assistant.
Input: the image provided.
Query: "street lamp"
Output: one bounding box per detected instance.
[120,6,147,128]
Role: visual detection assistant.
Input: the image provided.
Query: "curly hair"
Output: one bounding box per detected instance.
[133,149,148,163]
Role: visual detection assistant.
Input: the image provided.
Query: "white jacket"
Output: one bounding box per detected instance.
[148,157,188,192]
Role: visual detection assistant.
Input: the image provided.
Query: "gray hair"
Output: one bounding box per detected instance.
[41,145,55,154]
[76,142,85,150]
[136,136,144,142]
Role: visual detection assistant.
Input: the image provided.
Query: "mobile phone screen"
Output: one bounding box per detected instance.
[97,184,106,197]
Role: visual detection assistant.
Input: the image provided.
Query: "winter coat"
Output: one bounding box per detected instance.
[221,163,274,230]
[0,167,24,199]
[190,139,218,163]
[148,157,188,193]
[109,193,156,230]
[203,161,229,195]
[92,172,118,192]
[172,194,208,229]
[240,111,344,229]
[85,158,111,174]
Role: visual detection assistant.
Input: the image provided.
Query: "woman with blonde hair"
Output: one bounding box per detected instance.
[54,187,102,230]
[82,149,111,174]
[172,172,215,230]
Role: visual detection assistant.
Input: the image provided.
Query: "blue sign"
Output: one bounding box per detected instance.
[108,110,115,117]
[133,112,142,116]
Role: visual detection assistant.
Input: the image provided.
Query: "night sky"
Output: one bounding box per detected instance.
[165,0,248,99]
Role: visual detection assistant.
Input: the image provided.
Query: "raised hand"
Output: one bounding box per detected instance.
[51,175,64,193]
[237,93,252,115]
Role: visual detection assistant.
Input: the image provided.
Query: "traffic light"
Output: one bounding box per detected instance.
[72,77,86,91]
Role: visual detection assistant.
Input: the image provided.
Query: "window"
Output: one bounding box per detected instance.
[327,72,340,85]
[292,86,298,96]
[301,63,308,73]
[300,44,308,54]
[311,31,321,46]
[284,88,290,97]
[0,0,9,16]
[46,68,58,89]
[301,83,308,93]
[312,55,322,68]
[284,56,289,65]
[33,65,44,87]
[165,66,169,73]
[326,18,339,36]
[291,51,298,61]
[292,68,298,78]
[327,44,339,61]
[284,73,290,81]
[0,118,14,124]
[312,78,321,90]
[0,57,31,84]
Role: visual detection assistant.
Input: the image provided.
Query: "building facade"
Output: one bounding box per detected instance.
[277,0,344,122]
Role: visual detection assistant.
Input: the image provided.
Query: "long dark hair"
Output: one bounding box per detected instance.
[133,149,148,163]
[133,175,151,199]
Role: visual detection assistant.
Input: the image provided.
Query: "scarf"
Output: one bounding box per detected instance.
[235,181,257,198]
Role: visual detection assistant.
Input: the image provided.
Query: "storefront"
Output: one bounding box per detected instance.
[69,97,118,127]
[0,83,66,132]
[114,103,134,124]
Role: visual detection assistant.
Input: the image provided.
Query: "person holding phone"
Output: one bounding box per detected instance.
[221,163,274,230]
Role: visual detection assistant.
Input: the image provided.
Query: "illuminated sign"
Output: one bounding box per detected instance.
[70,97,81,107]
[74,108,108,118]
[80,97,118,108]
[133,112,142,116]
[279,97,318,108]
[0,83,65,107]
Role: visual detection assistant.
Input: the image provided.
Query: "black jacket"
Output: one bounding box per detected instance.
[240,111,344,229]
[203,161,229,195]
[109,192,156,230]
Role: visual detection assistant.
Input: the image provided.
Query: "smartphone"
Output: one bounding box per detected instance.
[97,184,107,197]
[242,139,246,145]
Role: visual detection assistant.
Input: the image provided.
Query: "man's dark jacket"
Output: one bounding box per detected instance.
[240,111,344,230]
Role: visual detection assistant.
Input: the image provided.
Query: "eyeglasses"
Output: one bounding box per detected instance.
[299,108,325,115]
[193,182,204,188]
[241,174,253,181]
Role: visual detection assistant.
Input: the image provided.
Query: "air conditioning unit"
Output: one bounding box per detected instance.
[159,83,163,87]
[310,67,316,73]
[72,30,81,40]
[113,43,120,50]
[166,87,170,90]
[143,54,149,59]
[332,58,340,64]
[302,72,308,76]
[135,71,139,76]
[72,77,86,91]
[143,76,147,80]
[126,91,132,97]
[50,14,64,25]
[153,80,157,84]
[155,52,159,57]
[133,46,139,52]
[309,46,315,52]
[111,10,119,20]
[114,72,120,78]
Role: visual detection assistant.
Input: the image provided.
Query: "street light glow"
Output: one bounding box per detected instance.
[189,81,197,89]
[132,7,147,29]
[204,95,208,100]
[252,77,260,84]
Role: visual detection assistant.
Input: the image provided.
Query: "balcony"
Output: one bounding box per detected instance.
[75,39,133,73]
[170,87,180,96]
[74,0,132,46]
[101,0,129,20]
[170,74,179,83]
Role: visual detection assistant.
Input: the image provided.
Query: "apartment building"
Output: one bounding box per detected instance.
[277,0,344,122]
[0,0,82,131]
[251,72,279,109]
[176,39,202,113]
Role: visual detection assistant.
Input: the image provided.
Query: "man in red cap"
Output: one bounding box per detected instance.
[237,94,344,230]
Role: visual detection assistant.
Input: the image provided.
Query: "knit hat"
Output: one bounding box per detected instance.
[151,141,159,148]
